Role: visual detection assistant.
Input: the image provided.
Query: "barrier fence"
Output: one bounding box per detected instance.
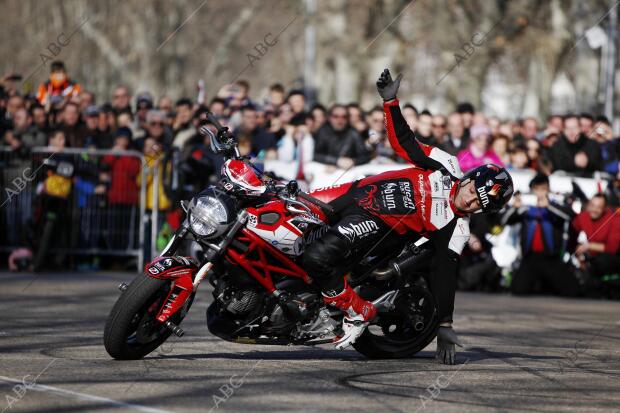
[0,147,153,271]
[0,146,611,272]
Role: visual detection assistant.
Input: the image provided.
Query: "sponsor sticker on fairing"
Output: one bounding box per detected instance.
[337,220,379,242]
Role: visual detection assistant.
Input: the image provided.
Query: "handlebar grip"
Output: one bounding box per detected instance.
[297,191,334,214]
[205,111,225,132]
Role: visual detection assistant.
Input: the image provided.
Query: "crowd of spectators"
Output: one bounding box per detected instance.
[1,61,619,296]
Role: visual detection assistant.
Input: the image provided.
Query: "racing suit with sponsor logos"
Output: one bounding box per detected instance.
[304,99,470,323]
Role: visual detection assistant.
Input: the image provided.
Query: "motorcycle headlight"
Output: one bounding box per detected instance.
[188,195,229,237]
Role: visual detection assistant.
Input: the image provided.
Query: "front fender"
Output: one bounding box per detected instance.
[145,256,198,280]
[144,256,198,323]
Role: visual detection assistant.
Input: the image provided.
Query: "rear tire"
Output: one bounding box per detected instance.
[104,273,176,360]
[353,286,439,359]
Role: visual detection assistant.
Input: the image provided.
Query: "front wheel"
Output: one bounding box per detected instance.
[103,273,191,360]
[353,285,438,358]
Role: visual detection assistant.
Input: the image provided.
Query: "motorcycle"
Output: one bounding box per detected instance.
[104,112,439,360]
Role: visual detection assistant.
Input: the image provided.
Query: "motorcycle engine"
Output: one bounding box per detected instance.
[268,292,316,326]
[226,289,259,315]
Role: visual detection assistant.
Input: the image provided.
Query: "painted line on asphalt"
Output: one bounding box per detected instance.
[0,375,173,413]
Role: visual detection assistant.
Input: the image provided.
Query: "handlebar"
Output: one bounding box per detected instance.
[205,111,225,133]
[297,190,335,214]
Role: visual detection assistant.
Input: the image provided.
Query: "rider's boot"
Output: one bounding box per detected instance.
[322,280,377,350]
[435,324,463,365]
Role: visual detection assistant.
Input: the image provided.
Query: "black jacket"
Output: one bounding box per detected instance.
[549,134,602,175]
[313,124,371,166]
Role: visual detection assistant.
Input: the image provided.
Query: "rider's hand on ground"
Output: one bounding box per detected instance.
[435,326,463,365]
[376,68,402,101]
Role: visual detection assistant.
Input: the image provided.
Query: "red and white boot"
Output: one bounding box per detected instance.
[322,280,377,350]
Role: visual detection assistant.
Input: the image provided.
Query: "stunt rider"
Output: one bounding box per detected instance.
[303,69,514,364]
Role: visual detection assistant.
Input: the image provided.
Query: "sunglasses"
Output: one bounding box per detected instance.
[432,123,446,128]
[150,121,165,126]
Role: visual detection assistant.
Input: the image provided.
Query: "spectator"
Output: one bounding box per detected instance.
[60,102,88,148]
[268,103,293,140]
[441,112,468,156]
[491,135,510,166]
[579,113,594,137]
[137,136,171,261]
[133,92,154,140]
[431,114,447,145]
[181,112,224,192]
[415,110,436,146]
[236,105,277,159]
[277,112,314,165]
[232,79,252,109]
[487,116,501,136]
[36,61,81,106]
[546,114,564,134]
[591,117,620,176]
[457,124,502,171]
[78,91,95,113]
[310,104,327,133]
[501,174,580,296]
[287,89,306,114]
[458,233,501,292]
[172,98,195,149]
[31,103,48,133]
[549,114,602,175]
[508,145,529,170]
[209,97,227,118]
[101,127,141,249]
[134,110,171,151]
[111,85,132,114]
[4,95,25,132]
[347,103,364,126]
[402,103,418,132]
[267,83,285,107]
[456,101,475,137]
[12,108,45,148]
[157,95,173,114]
[83,105,113,149]
[514,117,539,146]
[313,104,370,169]
[364,106,393,160]
[572,194,620,278]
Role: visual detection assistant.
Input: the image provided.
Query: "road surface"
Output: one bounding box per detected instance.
[1,271,619,412]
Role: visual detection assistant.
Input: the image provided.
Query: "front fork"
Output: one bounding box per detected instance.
[148,210,249,335]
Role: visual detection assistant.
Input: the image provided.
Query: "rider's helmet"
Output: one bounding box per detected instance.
[460,164,514,213]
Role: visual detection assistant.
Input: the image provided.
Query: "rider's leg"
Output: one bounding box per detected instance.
[304,214,386,349]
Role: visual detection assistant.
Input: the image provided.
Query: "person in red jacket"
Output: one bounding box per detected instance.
[303,69,514,364]
[101,127,141,249]
[572,194,620,277]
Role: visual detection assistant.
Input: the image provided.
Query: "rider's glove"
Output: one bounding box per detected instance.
[435,326,463,365]
[376,68,403,101]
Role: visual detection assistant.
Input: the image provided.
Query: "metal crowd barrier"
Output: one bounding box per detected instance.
[0,147,155,271]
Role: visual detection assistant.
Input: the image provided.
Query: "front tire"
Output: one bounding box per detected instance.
[104,273,181,360]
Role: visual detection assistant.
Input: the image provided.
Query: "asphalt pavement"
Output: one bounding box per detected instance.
[1,271,619,413]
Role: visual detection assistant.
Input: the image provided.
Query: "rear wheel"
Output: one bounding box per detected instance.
[103,273,191,360]
[353,285,438,358]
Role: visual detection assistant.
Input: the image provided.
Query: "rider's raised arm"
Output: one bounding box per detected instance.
[383,99,462,178]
